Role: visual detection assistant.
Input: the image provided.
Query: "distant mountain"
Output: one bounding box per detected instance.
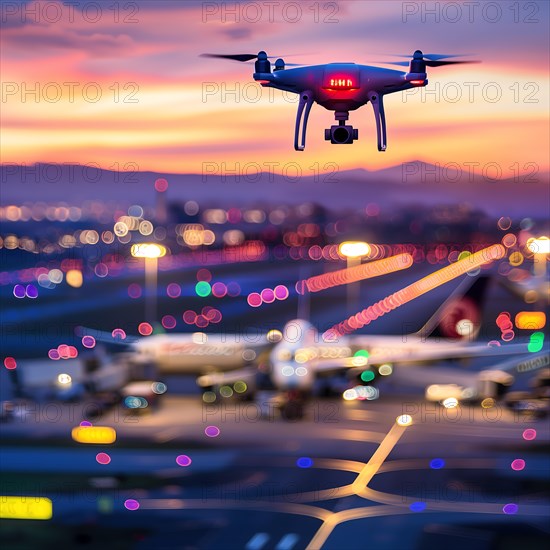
[1,162,547,218]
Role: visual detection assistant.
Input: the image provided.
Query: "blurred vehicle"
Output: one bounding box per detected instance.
[422,352,550,412]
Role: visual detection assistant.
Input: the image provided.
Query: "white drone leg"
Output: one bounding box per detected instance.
[294,91,314,151]
[369,91,387,151]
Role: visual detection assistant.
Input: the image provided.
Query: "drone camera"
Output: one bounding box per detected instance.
[325,124,358,144]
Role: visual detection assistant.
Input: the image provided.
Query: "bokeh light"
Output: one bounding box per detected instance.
[13,284,25,298]
[124,499,140,511]
[528,332,545,353]
[227,282,241,297]
[497,217,512,230]
[183,310,197,324]
[511,459,525,471]
[296,457,313,468]
[176,454,192,467]
[360,371,375,382]
[247,293,262,307]
[166,283,181,298]
[260,288,275,304]
[128,283,142,299]
[112,328,127,340]
[66,270,83,288]
[396,415,413,426]
[430,458,445,469]
[409,502,426,512]
[205,425,220,437]
[522,428,537,441]
[82,335,96,349]
[138,322,153,336]
[154,178,168,192]
[25,284,38,298]
[96,452,111,465]
[212,282,227,298]
[195,281,211,297]
[151,382,167,394]
[274,285,289,300]
[161,315,177,329]
[196,269,212,282]
[502,503,518,515]
[3,357,17,370]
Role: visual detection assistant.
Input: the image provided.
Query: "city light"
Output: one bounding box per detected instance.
[515,311,546,330]
[527,236,550,254]
[71,426,117,444]
[130,243,167,258]
[0,497,52,520]
[339,241,371,258]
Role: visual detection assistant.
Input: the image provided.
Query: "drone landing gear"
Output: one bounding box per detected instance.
[294,90,314,151]
[368,91,387,151]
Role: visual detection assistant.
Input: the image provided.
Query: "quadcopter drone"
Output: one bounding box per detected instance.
[202,50,477,151]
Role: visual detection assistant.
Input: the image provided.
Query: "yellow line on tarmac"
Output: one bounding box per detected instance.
[305,420,410,549]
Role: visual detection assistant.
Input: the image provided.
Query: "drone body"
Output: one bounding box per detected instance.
[203,51,476,151]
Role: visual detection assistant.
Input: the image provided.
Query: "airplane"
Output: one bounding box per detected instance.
[70,276,532,420]
[193,276,533,419]
[202,50,478,150]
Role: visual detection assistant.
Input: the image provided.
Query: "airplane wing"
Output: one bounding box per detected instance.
[307,340,532,374]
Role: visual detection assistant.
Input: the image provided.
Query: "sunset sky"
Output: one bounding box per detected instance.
[2,0,549,176]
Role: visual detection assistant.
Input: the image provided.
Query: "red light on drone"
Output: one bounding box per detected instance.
[323,77,358,91]
[410,80,425,86]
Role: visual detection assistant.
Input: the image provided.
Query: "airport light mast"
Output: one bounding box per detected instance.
[131,243,167,326]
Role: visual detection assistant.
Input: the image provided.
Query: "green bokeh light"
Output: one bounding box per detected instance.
[528,331,545,353]
[360,370,375,382]
[195,281,211,297]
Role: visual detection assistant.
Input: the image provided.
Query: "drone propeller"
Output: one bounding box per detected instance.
[200,53,305,68]
[201,53,268,62]
[394,53,471,61]
[380,51,479,67]
[382,59,478,67]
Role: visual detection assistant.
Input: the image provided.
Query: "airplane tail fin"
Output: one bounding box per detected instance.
[415,275,491,341]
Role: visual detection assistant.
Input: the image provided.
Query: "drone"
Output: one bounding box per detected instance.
[202,50,478,151]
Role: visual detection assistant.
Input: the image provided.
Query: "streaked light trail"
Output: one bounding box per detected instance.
[297,253,413,294]
[324,244,506,337]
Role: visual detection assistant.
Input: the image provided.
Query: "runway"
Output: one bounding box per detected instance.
[2,395,549,549]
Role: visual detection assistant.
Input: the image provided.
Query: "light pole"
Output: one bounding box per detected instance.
[338,241,371,313]
[131,243,166,325]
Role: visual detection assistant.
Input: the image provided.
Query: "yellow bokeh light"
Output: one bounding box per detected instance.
[515,311,546,330]
[66,270,83,288]
[130,243,166,258]
[0,497,52,520]
[509,251,524,266]
[339,241,371,258]
[71,426,117,444]
[527,236,550,254]
[396,414,413,426]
